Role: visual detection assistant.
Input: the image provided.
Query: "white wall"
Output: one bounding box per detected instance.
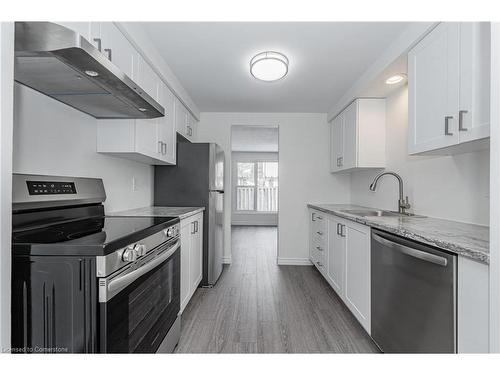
[13,84,154,213]
[350,86,490,225]
[0,22,14,352]
[197,113,351,264]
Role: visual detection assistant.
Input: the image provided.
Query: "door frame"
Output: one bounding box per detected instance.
[230,124,280,263]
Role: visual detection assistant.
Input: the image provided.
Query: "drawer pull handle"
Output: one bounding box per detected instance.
[316,231,323,235]
[316,246,323,251]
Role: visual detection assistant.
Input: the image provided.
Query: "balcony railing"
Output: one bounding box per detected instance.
[236,186,278,212]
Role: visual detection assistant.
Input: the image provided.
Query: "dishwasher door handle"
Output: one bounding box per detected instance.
[372,233,448,267]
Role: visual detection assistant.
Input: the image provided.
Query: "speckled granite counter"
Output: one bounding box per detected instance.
[307,203,489,264]
[108,206,205,220]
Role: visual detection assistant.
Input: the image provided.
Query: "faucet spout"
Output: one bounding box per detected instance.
[369,171,411,214]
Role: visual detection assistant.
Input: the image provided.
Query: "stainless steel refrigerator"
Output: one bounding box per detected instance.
[154,141,225,287]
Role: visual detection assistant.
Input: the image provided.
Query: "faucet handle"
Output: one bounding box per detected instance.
[403,196,411,209]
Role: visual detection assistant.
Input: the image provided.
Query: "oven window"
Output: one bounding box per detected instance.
[101,248,180,353]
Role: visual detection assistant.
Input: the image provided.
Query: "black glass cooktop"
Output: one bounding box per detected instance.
[12,215,178,255]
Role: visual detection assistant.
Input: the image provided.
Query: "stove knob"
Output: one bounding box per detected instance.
[135,244,146,257]
[164,227,174,238]
[122,246,138,262]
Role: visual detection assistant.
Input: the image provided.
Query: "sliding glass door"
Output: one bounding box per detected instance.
[236,161,278,212]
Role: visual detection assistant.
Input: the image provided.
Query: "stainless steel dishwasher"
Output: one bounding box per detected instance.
[371,229,456,353]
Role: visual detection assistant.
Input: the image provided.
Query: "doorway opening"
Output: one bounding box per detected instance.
[230,125,279,262]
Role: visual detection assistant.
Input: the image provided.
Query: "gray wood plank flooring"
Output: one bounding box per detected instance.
[175,226,380,353]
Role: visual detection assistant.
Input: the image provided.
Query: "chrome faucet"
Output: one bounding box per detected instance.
[369,171,411,214]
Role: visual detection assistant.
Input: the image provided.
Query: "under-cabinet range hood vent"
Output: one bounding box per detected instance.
[14,22,165,119]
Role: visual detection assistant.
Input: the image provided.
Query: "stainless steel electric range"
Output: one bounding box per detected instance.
[11,174,181,353]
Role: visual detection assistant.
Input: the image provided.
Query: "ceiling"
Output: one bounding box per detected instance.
[140,22,413,113]
[231,126,278,152]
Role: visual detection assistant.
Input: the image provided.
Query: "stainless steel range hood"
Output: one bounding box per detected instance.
[14,22,165,119]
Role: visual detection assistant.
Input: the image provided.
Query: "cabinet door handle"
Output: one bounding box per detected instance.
[459,110,468,131]
[339,157,343,167]
[316,261,323,267]
[195,221,199,233]
[93,38,102,52]
[162,142,167,155]
[191,222,196,234]
[336,223,341,236]
[311,212,316,222]
[316,231,323,236]
[158,141,163,154]
[341,224,346,237]
[316,246,323,252]
[445,116,454,136]
[336,157,340,167]
[104,48,112,61]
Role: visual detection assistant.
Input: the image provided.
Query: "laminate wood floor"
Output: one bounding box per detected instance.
[174,226,380,353]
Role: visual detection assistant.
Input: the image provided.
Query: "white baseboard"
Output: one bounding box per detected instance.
[277,257,312,266]
[222,256,232,264]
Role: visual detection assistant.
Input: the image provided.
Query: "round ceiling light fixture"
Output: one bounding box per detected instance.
[385,73,407,85]
[250,51,289,82]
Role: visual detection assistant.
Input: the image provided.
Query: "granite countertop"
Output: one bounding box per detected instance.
[108,206,205,220]
[307,203,489,264]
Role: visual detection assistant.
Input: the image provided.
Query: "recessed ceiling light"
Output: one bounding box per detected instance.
[250,51,289,82]
[138,108,147,112]
[84,70,99,77]
[385,73,407,85]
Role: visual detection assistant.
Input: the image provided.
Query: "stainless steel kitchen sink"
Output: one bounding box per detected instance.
[340,209,425,218]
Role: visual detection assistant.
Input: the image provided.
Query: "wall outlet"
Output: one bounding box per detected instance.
[132,177,139,192]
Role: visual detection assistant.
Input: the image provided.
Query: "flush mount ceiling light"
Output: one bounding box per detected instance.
[250,51,289,82]
[385,73,407,85]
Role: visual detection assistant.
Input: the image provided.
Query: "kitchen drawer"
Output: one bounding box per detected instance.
[311,210,327,232]
[313,247,326,273]
[312,235,327,253]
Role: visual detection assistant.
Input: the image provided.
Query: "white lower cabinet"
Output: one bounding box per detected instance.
[327,216,344,296]
[180,212,204,313]
[309,209,371,334]
[343,221,371,334]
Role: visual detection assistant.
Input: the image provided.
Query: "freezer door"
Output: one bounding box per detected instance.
[208,191,224,285]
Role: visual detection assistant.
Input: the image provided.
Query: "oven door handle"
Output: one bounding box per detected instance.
[106,240,180,297]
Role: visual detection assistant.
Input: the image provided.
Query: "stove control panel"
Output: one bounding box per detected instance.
[26,181,77,195]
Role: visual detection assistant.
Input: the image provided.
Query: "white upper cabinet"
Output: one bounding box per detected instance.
[175,98,188,138]
[97,57,177,165]
[100,23,137,79]
[157,82,177,164]
[408,22,490,155]
[330,98,386,173]
[174,98,197,142]
[57,22,197,163]
[136,54,160,101]
[458,22,491,144]
[330,114,344,173]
